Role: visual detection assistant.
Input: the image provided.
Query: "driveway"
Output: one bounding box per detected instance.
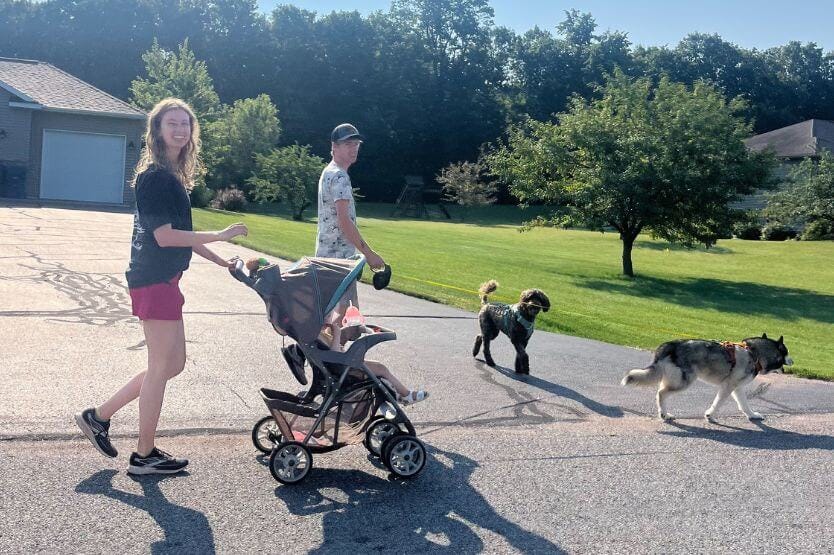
[2,205,833,553]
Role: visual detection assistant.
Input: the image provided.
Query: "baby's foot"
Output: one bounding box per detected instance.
[400,390,429,405]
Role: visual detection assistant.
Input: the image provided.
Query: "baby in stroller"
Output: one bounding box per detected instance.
[319,298,428,405]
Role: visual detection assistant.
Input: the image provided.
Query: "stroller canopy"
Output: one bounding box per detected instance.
[252,256,365,344]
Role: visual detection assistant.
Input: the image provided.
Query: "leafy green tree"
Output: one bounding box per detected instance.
[205,94,281,193]
[129,39,222,120]
[766,152,834,240]
[249,145,325,220]
[488,71,775,276]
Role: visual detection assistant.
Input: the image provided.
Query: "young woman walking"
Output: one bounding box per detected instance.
[76,98,248,475]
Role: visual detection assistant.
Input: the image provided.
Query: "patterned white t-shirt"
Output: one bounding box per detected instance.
[315,161,357,258]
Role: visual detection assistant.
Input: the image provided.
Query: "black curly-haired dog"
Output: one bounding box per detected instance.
[472,280,550,374]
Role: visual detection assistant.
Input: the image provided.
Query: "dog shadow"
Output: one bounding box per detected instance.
[75,469,215,554]
[660,420,834,451]
[575,275,834,325]
[478,360,624,418]
[273,446,564,554]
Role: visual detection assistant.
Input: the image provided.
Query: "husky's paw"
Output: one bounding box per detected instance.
[704,412,717,422]
[747,412,764,421]
[659,413,675,421]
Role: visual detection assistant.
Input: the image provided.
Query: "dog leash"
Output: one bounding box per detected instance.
[397,272,694,338]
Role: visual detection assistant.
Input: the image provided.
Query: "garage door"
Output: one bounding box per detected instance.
[40,130,125,204]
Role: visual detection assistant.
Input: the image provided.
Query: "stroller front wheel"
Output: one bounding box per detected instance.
[364,418,402,457]
[382,435,426,479]
[252,416,283,454]
[269,441,313,484]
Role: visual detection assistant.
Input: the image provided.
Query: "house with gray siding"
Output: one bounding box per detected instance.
[0,57,146,206]
[738,119,834,210]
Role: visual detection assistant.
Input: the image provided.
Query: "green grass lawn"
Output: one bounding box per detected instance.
[194,203,834,380]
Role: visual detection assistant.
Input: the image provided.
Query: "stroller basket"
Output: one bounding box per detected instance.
[261,387,376,449]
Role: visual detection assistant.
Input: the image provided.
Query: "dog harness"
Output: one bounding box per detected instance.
[720,341,763,375]
[499,303,534,340]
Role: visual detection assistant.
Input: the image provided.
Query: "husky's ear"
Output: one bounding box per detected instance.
[777,335,784,344]
[762,333,768,339]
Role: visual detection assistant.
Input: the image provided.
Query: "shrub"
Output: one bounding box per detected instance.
[761,222,797,241]
[436,161,497,207]
[211,188,247,211]
[189,184,214,208]
[801,219,834,241]
[732,220,761,240]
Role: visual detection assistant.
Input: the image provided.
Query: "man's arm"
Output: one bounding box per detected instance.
[335,199,384,268]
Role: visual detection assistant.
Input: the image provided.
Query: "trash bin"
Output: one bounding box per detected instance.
[3,164,26,198]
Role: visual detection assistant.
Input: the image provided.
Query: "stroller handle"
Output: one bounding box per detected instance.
[228,257,256,287]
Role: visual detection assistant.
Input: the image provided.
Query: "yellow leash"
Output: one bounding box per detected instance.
[396,272,693,339]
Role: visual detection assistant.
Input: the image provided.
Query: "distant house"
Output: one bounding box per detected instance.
[737,119,834,210]
[0,57,146,206]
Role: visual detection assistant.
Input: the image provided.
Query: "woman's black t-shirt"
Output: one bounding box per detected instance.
[125,167,193,289]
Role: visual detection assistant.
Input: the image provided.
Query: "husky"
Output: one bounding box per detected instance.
[621,334,793,421]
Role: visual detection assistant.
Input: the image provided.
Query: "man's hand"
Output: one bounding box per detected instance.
[365,250,384,270]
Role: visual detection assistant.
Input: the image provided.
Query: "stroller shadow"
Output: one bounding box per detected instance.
[660,420,834,451]
[75,469,215,554]
[478,360,624,418]
[274,447,564,553]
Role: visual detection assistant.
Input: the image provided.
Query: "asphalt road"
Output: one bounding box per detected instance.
[1,205,833,553]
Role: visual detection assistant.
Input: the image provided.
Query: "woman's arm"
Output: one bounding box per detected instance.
[192,243,232,267]
[153,223,247,248]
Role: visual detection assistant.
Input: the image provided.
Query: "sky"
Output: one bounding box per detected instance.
[256,0,834,52]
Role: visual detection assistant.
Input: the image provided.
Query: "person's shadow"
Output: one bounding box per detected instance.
[274,447,564,553]
[660,420,834,451]
[477,360,624,418]
[75,470,215,554]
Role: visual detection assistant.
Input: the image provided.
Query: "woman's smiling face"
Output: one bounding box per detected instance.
[159,108,192,152]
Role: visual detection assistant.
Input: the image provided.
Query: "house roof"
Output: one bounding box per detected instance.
[745,119,834,159]
[0,57,145,120]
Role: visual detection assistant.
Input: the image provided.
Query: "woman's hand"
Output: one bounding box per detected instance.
[219,223,248,241]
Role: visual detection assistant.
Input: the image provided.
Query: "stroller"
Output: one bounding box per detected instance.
[230,255,427,484]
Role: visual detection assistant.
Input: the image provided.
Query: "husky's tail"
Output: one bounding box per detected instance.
[621,365,661,386]
[479,280,498,305]
[621,345,671,386]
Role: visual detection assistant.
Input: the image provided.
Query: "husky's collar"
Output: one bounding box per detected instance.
[721,341,764,375]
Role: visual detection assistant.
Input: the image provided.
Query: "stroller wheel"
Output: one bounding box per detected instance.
[252,416,282,454]
[269,441,313,485]
[364,418,402,457]
[382,435,426,479]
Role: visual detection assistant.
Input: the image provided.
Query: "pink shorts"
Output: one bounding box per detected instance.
[129,273,185,321]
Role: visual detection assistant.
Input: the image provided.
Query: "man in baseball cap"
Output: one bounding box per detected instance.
[330,123,364,143]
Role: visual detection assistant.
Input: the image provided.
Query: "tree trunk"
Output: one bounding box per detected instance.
[621,233,636,277]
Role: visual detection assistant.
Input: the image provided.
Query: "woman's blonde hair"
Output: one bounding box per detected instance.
[133,98,201,189]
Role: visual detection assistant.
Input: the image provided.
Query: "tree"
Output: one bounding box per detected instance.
[129,39,222,120]
[436,160,497,209]
[249,145,324,220]
[766,152,834,240]
[487,71,775,276]
[205,94,281,192]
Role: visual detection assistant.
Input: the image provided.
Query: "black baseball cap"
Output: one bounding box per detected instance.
[331,123,364,143]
